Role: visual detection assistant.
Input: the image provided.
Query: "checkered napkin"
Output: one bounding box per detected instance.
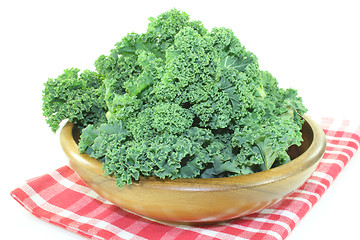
[11,117,360,240]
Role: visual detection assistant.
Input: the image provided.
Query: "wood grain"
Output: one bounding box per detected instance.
[60,115,326,223]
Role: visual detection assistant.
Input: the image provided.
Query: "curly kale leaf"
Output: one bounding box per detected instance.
[44,9,308,188]
[42,68,107,132]
[146,9,207,51]
[232,105,303,171]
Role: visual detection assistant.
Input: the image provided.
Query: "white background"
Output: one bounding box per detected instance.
[1,0,359,239]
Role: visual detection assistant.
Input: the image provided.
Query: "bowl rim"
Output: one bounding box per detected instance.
[60,115,327,191]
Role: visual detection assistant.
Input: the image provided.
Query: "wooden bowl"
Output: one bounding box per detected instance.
[60,115,326,223]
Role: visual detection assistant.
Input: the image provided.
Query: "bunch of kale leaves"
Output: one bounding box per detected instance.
[43,9,307,187]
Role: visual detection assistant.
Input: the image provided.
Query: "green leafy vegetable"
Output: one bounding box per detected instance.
[42,9,307,187]
[42,68,107,132]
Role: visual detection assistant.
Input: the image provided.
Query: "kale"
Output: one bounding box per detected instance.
[42,68,107,132]
[42,9,307,187]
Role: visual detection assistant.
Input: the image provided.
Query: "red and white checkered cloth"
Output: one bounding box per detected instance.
[11,117,360,240]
